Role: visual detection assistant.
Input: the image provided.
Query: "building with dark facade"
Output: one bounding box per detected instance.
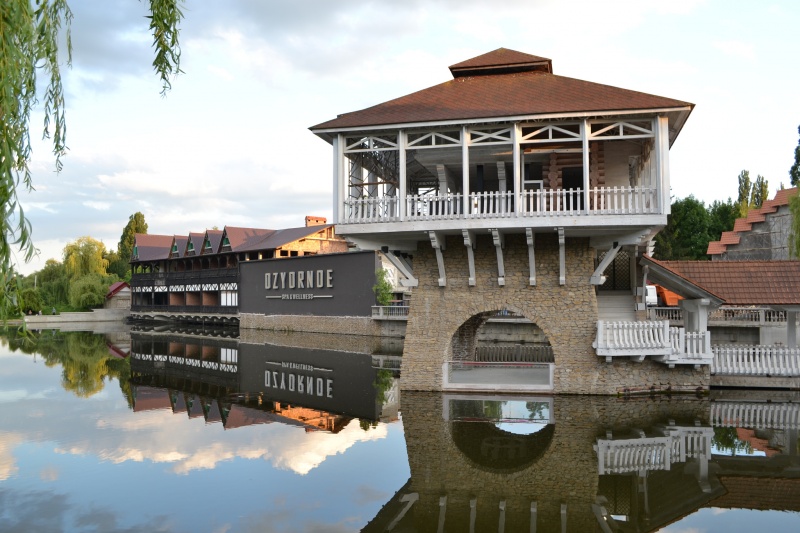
[130,217,349,319]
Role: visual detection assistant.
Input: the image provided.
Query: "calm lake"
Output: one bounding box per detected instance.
[1,327,798,532]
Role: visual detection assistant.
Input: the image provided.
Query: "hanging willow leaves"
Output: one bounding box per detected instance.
[0,0,183,318]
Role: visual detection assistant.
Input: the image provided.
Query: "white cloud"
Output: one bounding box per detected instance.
[83,201,112,211]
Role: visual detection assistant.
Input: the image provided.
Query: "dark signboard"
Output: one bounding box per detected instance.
[238,342,382,420]
[238,250,378,317]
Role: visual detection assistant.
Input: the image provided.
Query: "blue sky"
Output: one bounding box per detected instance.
[17,0,800,274]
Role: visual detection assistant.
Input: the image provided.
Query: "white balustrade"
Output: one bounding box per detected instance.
[648,307,683,322]
[594,320,671,358]
[711,401,800,430]
[711,345,800,376]
[669,328,711,360]
[406,193,463,221]
[341,186,661,224]
[589,186,657,214]
[371,305,410,319]
[343,196,400,223]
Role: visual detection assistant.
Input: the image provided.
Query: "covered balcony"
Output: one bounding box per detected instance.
[329,117,672,244]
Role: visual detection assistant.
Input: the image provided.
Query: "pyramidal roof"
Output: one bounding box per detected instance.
[449,48,552,77]
[311,48,693,132]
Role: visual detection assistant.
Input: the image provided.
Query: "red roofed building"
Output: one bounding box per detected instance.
[707,187,798,260]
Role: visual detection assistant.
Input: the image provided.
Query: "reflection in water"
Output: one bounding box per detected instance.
[1,329,799,531]
[367,392,800,533]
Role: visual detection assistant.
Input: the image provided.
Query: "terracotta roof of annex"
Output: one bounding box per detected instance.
[707,187,798,256]
[647,257,800,306]
[311,48,693,132]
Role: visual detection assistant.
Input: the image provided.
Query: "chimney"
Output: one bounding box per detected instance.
[305,216,327,227]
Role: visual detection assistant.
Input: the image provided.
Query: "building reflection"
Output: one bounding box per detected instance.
[367,391,800,533]
[128,331,401,433]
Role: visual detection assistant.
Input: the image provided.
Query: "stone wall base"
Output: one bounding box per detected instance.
[711,375,800,390]
[239,313,406,339]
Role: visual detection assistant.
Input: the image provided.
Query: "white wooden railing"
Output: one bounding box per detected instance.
[595,425,713,475]
[406,193,463,220]
[371,306,410,319]
[594,320,672,360]
[711,402,800,430]
[668,328,712,360]
[342,186,660,224]
[588,186,658,214]
[711,345,800,376]
[647,306,795,325]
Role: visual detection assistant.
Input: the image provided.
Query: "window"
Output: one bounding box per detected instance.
[221,291,238,306]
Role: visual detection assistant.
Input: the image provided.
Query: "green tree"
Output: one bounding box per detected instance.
[750,174,769,210]
[1,1,183,280]
[63,236,109,279]
[790,125,800,187]
[37,258,69,308]
[790,194,800,258]
[707,198,737,241]
[734,170,752,218]
[372,268,394,306]
[68,273,112,309]
[118,212,148,263]
[654,196,711,260]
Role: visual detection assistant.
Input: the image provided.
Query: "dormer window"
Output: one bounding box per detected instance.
[132,245,138,259]
[188,243,194,252]
[222,237,230,247]
[204,240,211,250]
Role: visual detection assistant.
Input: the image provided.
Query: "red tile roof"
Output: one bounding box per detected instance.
[710,476,800,512]
[654,259,800,306]
[311,48,693,131]
[222,227,276,251]
[106,281,130,299]
[707,187,798,256]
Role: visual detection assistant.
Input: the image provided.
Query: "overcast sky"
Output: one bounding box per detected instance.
[17,0,800,275]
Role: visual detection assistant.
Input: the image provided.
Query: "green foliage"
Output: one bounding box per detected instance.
[0,0,72,270]
[790,194,800,258]
[372,268,394,306]
[19,287,42,314]
[735,169,752,218]
[0,271,24,320]
[147,0,185,96]
[790,125,800,187]
[712,427,753,456]
[118,212,148,264]
[1,2,182,319]
[63,236,109,280]
[707,198,737,242]
[750,174,769,209]
[35,259,69,307]
[654,196,711,260]
[373,369,394,405]
[67,273,113,310]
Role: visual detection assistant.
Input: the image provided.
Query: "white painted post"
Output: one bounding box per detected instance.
[333,134,344,223]
[787,311,798,349]
[462,126,470,217]
[398,130,407,221]
[581,120,590,214]
[513,123,521,217]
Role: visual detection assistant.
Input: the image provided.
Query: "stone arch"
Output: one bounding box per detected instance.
[451,421,556,474]
[400,233,600,393]
[449,308,554,364]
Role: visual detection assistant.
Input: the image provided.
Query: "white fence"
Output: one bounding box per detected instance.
[371,306,410,320]
[342,185,659,223]
[595,425,713,475]
[668,328,712,360]
[711,345,800,376]
[711,401,800,430]
[648,306,794,325]
[594,320,671,359]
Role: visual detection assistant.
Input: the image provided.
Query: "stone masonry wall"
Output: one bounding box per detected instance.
[401,233,709,394]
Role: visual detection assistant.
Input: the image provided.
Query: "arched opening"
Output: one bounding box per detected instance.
[445,309,555,392]
[448,396,555,473]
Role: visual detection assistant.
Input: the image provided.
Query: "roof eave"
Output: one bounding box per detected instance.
[311,105,695,143]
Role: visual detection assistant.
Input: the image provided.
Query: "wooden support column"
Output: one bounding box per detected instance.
[558,227,566,286]
[462,126,470,216]
[526,228,536,286]
[462,229,477,286]
[513,123,521,217]
[581,119,590,214]
[654,116,671,215]
[491,229,505,286]
[333,134,344,223]
[399,130,407,221]
[429,231,447,287]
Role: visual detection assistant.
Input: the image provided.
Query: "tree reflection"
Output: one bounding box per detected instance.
[1,329,132,404]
